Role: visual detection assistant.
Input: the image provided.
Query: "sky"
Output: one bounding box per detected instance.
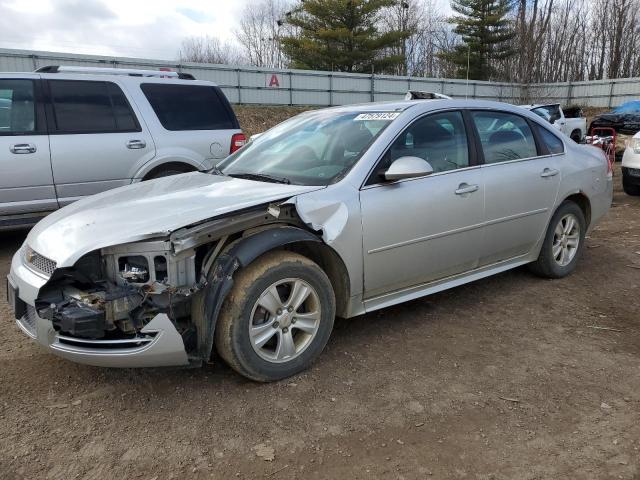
[0,0,248,60]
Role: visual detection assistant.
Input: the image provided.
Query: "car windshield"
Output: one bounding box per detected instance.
[217,110,399,186]
[612,101,640,113]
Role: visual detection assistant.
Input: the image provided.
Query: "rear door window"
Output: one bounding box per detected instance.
[49,80,140,133]
[471,111,538,164]
[141,84,235,131]
[0,79,36,134]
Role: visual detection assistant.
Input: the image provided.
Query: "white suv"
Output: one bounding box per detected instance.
[0,65,245,229]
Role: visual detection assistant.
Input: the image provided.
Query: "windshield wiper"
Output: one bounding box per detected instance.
[228,172,291,184]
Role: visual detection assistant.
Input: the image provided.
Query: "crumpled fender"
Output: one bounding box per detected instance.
[196,227,321,361]
[288,196,349,244]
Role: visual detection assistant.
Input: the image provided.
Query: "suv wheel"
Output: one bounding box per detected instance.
[529,201,586,278]
[145,165,192,180]
[215,251,335,382]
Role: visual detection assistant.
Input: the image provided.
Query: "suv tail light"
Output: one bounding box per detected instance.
[230,133,247,154]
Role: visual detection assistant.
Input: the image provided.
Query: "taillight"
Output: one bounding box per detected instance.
[230,133,247,153]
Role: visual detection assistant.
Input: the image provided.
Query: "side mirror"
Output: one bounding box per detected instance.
[384,156,434,181]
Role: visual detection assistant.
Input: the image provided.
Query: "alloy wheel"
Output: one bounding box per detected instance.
[249,278,321,363]
[552,213,580,267]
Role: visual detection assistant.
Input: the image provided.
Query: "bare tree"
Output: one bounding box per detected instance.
[179,36,245,65]
[234,0,293,68]
[380,0,457,77]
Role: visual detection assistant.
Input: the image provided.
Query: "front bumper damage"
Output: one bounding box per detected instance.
[7,202,310,368]
[9,268,189,368]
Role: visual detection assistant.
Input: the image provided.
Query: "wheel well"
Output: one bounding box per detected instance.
[284,241,351,318]
[564,193,591,227]
[143,162,197,180]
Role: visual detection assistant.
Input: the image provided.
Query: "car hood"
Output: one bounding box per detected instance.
[27,173,322,267]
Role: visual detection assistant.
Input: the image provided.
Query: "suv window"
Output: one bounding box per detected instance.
[0,79,36,134]
[49,80,140,134]
[373,111,469,181]
[141,84,234,131]
[471,111,538,164]
[535,124,564,154]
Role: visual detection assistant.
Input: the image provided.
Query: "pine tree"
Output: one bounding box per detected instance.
[442,0,515,80]
[280,0,412,73]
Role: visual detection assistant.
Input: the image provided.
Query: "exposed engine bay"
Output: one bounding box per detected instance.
[32,203,307,362]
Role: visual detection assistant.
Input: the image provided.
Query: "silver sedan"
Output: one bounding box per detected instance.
[8,99,613,381]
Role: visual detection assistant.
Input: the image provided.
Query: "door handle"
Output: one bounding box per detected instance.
[455,183,479,195]
[10,143,36,154]
[126,139,146,149]
[540,168,559,178]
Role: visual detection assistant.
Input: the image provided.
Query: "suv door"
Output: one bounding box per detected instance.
[45,79,155,206]
[0,76,56,220]
[360,110,485,300]
[470,110,562,266]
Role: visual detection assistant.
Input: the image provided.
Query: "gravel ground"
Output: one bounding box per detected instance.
[0,166,638,480]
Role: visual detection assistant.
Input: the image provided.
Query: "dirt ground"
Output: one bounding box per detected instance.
[234,105,311,138]
[1,164,639,479]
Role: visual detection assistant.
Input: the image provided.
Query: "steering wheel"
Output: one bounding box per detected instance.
[280,145,319,170]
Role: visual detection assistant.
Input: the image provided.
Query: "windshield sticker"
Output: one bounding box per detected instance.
[354,112,401,121]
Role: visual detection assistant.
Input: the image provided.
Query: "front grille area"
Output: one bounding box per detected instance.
[18,305,38,337]
[23,246,57,277]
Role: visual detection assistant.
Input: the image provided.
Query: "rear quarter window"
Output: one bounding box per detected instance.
[141,83,236,131]
[534,124,565,154]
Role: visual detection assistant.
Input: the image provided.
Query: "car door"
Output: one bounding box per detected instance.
[470,110,562,266]
[0,76,56,219]
[360,110,485,299]
[45,79,155,206]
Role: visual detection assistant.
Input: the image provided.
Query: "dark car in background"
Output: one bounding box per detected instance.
[590,100,640,135]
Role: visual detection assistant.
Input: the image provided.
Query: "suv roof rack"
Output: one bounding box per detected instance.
[34,65,195,80]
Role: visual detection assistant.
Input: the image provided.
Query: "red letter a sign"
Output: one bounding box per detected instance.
[268,74,280,88]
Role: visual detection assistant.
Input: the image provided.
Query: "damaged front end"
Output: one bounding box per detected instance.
[30,202,311,368]
[33,240,197,367]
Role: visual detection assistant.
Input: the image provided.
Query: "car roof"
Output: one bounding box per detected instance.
[310,99,539,115]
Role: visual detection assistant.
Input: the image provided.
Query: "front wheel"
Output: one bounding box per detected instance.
[215,251,335,382]
[529,201,586,278]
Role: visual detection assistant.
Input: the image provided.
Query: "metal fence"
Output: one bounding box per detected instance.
[0,48,638,108]
[0,48,521,105]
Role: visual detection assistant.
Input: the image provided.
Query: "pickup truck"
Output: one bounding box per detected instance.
[522,104,586,143]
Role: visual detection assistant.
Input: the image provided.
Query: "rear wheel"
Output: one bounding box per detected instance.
[144,165,193,180]
[529,201,586,278]
[215,251,335,382]
[570,129,582,143]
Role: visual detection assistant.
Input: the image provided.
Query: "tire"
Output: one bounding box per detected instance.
[529,201,586,279]
[215,251,335,382]
[623,174,640,196]
[570,130,582,143]
[144,167,191,180]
